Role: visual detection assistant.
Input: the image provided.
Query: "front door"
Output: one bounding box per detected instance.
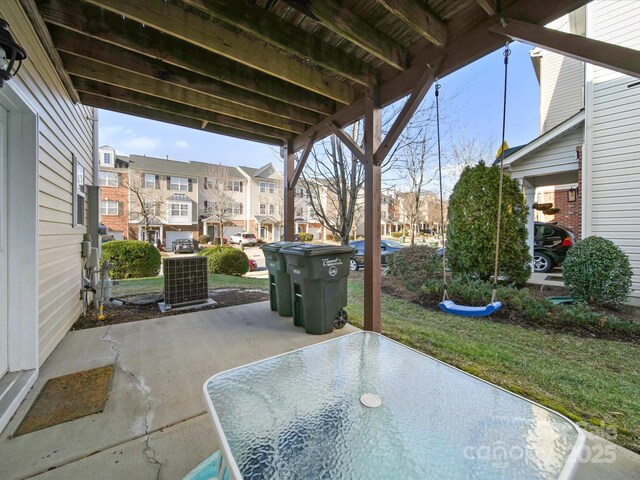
[0,106,8,376]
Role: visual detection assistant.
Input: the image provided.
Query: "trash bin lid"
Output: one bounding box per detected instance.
[260,241,302,252]
[280,243,355,256]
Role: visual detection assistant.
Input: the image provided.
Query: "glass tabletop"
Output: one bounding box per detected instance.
[204,332,583,480]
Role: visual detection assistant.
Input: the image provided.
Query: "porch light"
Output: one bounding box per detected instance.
[0,19,27,88]
[567,187,578,203]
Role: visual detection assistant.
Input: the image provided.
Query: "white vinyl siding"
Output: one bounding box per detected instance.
[510,128,583,179]
[586,0,640,303]
[539,16,584,133]
[4,3,94,364]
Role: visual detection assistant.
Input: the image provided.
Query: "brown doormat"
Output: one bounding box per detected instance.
[13,365,114,437]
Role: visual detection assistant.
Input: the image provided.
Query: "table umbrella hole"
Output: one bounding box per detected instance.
[360,393,381,408]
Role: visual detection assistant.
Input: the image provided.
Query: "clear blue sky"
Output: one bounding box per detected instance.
[98,41,540,168]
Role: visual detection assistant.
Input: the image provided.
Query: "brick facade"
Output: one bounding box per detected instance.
[99,169,129,239]
[552,147,582,239]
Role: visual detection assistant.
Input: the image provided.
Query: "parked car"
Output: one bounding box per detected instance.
[348,239,405,271]
[229,232,257,246]
[534,222,574,272]
[248,259,258,271]
[173,238,195,254]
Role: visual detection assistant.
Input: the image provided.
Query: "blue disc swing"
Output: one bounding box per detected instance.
[435,44,512,317]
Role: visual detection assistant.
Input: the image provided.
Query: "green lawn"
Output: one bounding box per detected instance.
[112,273,268,297]
[346,278,640,453]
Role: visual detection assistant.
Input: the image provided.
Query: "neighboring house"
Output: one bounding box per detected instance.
[0,4,96,430]
[503,1,640,304]
[238,163,284,241]
[98,145,130,239]
[293,184,327,241]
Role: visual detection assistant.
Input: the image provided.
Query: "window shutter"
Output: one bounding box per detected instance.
[204,177,208,189]
[188,178,193,192]
[204,200,208,208]
[155,175,160,189]
[167,176,171,189]
[239,181,243,193]
[118,201,123,215]
[141,172,145,185]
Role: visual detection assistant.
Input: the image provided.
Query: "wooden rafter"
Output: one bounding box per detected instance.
[72,77,291,140]
[289,133,316,190]
[47,25,322,126]
[60,52,305,134]
[80,92,281,145]
[376,0,447,47]
[36,0,336,115]
[182,0,375,87]
[327,123,366,163]
[283,0,408,70]
[81,0,354,104]
[490,18,640,79]
[476,0,498,16]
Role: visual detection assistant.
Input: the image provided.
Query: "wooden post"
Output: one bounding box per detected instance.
[283,139,295,241]
[363,88,382,333]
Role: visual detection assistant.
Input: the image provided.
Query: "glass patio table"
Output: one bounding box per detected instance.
[203,332,584,480]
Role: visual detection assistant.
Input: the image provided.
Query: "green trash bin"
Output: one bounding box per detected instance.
[261,241,301,316]
[280,244,355,335]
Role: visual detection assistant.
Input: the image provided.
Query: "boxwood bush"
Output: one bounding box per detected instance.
[298,232,313,242]
[563,236,632,307]
[198,246,249,276]
[386,245,442,290]
[199,234,210,244]
[101,240,161,279]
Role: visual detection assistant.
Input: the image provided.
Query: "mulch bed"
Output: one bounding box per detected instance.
[379,275,640,344]
[72,287,269,330]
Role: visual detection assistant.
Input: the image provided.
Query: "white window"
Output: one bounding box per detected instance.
[295,187,305,198]
[169,203,190,217]
[170,176,188,191]
[99,171,118,187]
[259,203,266,215]
[295,206,304,217]
[102,152,112,165]
[227,180,243,192]
[73,156,86,226]
[100,200,119,215]
[145,173,156,189]
[259,181,276,194]
[269,204,276,215]
[204,177,213,189]
[144,201,157,216]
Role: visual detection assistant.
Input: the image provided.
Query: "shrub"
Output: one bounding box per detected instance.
[199,234,210,244]
[390,231,402,238]
[447,161,531,285]
[101,240,161,279]
[197,246,249,275]
[563,236,632,307]
[298,232,313,242]
[386,245,442,290]
[325,234,334,241]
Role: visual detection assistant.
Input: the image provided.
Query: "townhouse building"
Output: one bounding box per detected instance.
[97,145,130,240]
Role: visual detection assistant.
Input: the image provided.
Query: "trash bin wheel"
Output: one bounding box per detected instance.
[334,308,348,329]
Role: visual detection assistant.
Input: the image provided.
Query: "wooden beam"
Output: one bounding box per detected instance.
[81,0,355,104]
[292,0,591,150]
[283,140,296,241]
[37,0,336,115]
[491,18,640,79]
[374,59,441,164]
[328,123,366,164]
[72,77,290,140]
[60,52,306,134]
[284,0,408,70]
[376,0,447,47]
[476,0,498,16]
[182,0,375,87]
[363,88,382,333]
[79,92,281,145]
[48,25,322,125]
[289,133,316,190]
[18,0,80,102]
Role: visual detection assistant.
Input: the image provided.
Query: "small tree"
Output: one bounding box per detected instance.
[128,170,165,242]
[203,165,235,245]
[446,161,530,285]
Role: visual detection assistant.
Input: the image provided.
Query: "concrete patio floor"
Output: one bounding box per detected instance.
[1,301,638,479]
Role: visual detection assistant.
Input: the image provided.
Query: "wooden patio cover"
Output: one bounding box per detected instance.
[24,0,640,331]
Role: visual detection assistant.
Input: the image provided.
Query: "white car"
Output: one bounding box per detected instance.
[229,232,257,246]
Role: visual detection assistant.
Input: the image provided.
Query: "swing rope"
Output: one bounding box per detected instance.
[435,81,448,301]
[491,43,511,302]
[435,43,511,307]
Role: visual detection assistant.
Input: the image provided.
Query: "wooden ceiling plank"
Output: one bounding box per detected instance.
[283,0,409,70]
[36,0,336,115]
[72,77,290,140]
[182,0,376,87]
[59,52,306,134]
[81,0,354,104]
[475,0,498,16]
[491,18,640,79]
[48,25,321,125]
[79,92,281,145]
[376,0,447,47]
